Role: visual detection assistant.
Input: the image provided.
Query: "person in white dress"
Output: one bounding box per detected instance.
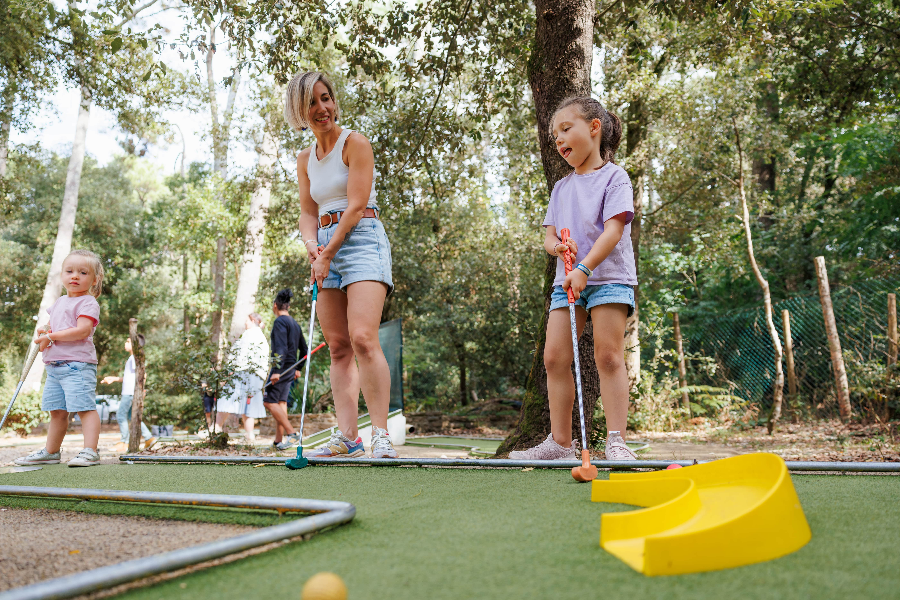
[215,313,269,442]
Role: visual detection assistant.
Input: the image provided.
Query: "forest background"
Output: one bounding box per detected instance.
[1,0,897,442]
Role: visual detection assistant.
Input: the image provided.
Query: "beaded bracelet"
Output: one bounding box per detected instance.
[575,263,592,277]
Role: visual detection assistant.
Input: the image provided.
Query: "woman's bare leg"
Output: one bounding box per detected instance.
[316,288,361,438]
[345,281,391,431]
[590,304,630,434]
[543,308,587,448]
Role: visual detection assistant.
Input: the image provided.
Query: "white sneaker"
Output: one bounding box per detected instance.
[605,434,637,461]
[371,426,398,458]
[509,434,577,460]
[15,448,61,465]
[68,448,101,467]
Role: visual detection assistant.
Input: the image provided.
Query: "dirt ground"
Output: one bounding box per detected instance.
[0,508,253,592]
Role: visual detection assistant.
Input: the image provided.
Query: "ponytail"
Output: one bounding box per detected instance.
[551,97,622,163]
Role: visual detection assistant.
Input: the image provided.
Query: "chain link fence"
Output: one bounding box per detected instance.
[684,274,899,411]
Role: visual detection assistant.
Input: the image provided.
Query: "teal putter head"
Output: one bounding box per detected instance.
[285,445,309,470]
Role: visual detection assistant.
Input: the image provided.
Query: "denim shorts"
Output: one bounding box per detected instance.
[549,284,635,317]
[317,216,393,294]
[42,361,98,413]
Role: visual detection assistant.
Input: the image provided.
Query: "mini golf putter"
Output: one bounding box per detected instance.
[559,228,597,484]
[287,282,319,470]
[591,453,811,575]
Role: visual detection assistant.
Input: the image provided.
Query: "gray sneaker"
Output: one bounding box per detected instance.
[274,433,301,451]
[605,434,637,461]
[509,434,577,460]
[68,448,101,467]
[371,426,398,458]
[15,448,61,465]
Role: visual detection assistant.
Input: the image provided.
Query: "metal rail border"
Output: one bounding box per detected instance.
[0,486,355,600]
[119,454,900,472]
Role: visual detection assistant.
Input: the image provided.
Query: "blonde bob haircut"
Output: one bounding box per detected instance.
[65,249,104,298]
[284,71,340,131]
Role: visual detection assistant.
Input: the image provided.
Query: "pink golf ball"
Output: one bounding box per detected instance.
[666,464,683,470]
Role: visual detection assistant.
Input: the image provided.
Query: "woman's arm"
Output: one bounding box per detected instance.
[310,133,374,286]
[296,149,321,269]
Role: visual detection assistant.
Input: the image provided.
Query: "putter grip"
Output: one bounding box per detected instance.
[19,343,40,384]
[560,228,575,304]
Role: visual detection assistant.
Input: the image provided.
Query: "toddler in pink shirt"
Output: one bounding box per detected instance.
[15,250,105,468]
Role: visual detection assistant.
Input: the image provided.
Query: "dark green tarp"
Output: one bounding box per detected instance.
[379,318,404,411]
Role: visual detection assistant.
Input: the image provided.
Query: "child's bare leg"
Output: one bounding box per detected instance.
[79,410,100,450]
[590,304,630,434]
[543,308,587,447]
[243,417,255,439]
[45,410,69,453]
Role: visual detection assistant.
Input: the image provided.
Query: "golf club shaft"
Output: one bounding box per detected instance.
[560,228,589,452]
[262,342,326,390]
[298,283,318,439]
[0,343,40,431]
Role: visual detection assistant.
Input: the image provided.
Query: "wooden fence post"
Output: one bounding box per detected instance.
[782,309,798,400]
[814,257,851,422]
[888,293,898,368]
[128,318,147,454]
[672,312,691,417]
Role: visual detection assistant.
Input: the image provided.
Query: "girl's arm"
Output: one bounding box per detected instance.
[310,134,375,287]
[544,225,577,257]
[562,213,628,298]
[34,316,94,345]
[296,149,321,270]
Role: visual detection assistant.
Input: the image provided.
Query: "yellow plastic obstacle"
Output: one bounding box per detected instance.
[591,453,811,576]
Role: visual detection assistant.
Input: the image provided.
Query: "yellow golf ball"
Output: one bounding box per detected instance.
[301,572,347,600]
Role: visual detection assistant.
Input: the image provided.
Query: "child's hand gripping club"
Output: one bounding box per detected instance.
[560,228,598,483]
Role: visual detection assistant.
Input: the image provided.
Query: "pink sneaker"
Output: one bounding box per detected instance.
[605,434,637,461]
[509,434,577,460]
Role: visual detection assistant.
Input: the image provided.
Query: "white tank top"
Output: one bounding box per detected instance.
[307,128,378,217]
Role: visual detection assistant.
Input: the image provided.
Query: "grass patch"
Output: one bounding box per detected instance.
[0,464,897,600]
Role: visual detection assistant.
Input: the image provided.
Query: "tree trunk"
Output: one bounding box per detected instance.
[783,309,798,399]
[624,96,647,394]
[732,119,785,435]
[497,0,596,456]
[673,311,690,416]
[888,293,897,368]
[127,319,147,454]
[183,254,190,335]
[814,256,851,422]
[206,22,242,356]
[0,75,15,178]
[23,88,92,391]
[456,340,468,406]
[228,127,277,341]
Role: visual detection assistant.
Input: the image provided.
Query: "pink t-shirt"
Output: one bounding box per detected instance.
[542,162,637,287]
[42,295,101,364]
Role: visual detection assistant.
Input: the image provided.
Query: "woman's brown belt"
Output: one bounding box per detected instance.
[319,207,380,228]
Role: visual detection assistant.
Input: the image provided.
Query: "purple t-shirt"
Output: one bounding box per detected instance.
[543,163,637,287]
[42,295,101,364]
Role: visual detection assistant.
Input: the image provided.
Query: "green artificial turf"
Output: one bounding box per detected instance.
[1,464,898,600]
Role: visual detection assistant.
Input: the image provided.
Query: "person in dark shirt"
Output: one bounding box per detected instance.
[264,289,307,450]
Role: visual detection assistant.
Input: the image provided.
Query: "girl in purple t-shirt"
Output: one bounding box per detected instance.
[510,97,639,463]
[15,250,105,468]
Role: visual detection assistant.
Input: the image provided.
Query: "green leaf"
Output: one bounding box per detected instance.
[142,70,152,82]
[111,37,123,53]
[139,38,148,49]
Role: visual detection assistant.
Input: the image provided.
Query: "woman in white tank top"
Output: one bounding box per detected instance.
[284,71,398,459]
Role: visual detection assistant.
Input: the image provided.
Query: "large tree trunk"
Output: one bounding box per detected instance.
[23,88,92,391]
[497,0,596,456]
[228,127,277,341]
[0,76,15,178]
[732,119,784,434]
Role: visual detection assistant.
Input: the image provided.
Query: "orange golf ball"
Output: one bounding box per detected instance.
[301,572,347,600]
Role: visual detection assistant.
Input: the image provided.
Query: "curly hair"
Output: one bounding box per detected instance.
[551,96,623,164]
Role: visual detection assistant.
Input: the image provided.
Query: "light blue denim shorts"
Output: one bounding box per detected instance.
[42,361,99,413]
[550,284,635,317]
[317,215,393,294]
